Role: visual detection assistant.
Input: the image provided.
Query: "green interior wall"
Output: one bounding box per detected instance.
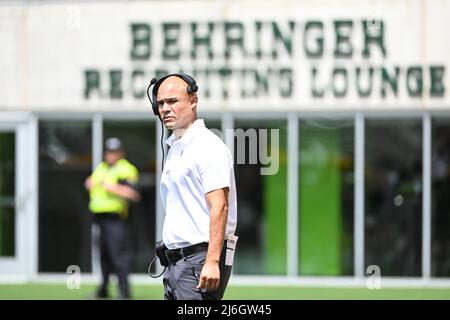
[263,129,287,274]
[299,127,343,275]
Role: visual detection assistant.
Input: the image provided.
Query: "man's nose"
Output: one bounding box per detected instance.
[160,102,170,113]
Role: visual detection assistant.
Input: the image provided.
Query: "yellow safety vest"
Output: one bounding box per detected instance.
[88,158,139,218]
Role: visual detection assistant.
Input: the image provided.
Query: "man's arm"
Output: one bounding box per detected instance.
[197,187,229,291]
[103,182,141,202]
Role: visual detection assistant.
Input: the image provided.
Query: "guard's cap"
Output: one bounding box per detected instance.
[105,137,123,151]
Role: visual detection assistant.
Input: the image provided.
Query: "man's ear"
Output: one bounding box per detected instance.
[190,94,198,110]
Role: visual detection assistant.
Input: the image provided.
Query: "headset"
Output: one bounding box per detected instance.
[145,73,199,170]
[146,73,199,117]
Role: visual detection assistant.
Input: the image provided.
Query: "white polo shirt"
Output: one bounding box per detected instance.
[160,119,237,249]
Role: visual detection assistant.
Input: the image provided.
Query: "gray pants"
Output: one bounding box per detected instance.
[163,249,232,300]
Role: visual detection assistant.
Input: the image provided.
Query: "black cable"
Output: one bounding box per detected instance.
[147,257,166,278]
[159,116,165,171]
[145,124,166,279]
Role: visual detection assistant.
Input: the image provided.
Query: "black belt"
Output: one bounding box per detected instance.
[165,242,209,264]
[93,212,122,220]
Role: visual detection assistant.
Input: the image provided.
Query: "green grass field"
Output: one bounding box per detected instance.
[0,283,449,300]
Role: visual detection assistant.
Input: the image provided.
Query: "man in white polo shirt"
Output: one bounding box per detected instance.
[153,73,237,300]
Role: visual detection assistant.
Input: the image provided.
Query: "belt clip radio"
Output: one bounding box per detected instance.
[147,240,168,278]
[155,240,169,267]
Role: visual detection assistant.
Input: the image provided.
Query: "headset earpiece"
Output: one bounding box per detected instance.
[148,73,198,117]
[147,78,159,116]
[188,83,198,94]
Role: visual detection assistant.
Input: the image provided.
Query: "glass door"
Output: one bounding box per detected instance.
[0,120,35,278]
[0,131,15,259]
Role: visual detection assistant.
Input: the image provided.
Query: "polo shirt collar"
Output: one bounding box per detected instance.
[165,119,205,148]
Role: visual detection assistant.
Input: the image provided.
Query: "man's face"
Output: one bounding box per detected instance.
[105,150,123,166]
[156,76,197,131]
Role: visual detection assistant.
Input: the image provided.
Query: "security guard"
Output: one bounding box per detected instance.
[85,137,141,299]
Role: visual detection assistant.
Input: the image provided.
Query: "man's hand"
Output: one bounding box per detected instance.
[84,176,94,190]
[197,260,220,291]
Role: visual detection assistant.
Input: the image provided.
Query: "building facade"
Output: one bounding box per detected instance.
[1,0,450,283]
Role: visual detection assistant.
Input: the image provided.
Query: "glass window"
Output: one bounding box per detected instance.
[39,121,92,272]
[0,132,15,257]
[365,119,422,276]
[103,120,156,274]
[431,119,450,277]
[298,119,354,276]
[233,120,287,275]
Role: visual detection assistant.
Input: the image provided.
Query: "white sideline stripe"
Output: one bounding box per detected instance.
[229,276,450,288]
[2,275,450,288]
